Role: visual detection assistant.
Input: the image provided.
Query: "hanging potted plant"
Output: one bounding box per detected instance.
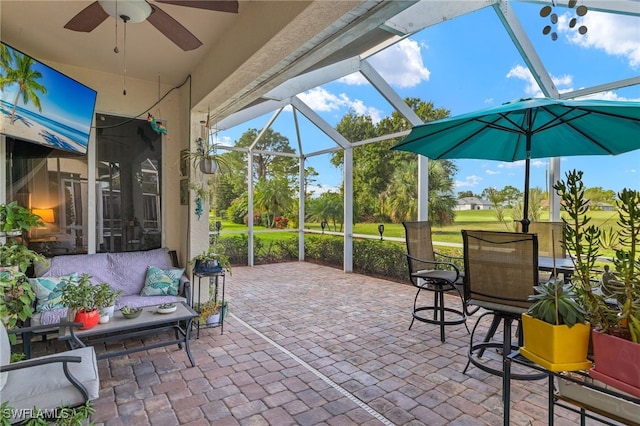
[520,278,591,372]
[185,135,228,175]
[60,273,101,330]
[554,170,640,397]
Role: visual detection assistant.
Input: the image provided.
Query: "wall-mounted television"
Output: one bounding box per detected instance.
[0,42,97,154]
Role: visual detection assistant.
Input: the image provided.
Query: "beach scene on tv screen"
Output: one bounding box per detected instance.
[0,43,97,154]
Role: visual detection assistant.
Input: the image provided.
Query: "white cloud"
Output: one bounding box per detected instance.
[560,11,640,68]
[299,87,384,123]
[486,169,500,175]
[498,160,525,170]
[307,184,340,197]
[338,39,430,88]
[298,87,351,112]
[506,65,574,97]
[455,174,482,189]
[496,159,546,170]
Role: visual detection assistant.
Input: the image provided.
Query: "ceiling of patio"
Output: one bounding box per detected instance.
[1,1,638,125]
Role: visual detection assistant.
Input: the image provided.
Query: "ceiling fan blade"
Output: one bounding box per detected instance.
[147,5,202,51]
[64,1,109,32]
[154,0,238,14]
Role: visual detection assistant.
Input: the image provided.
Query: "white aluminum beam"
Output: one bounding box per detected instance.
[344,147,354,273]
[494,1,560,98]
[216,98,290,131]
[265,57,362,101]
[560,76,640,100]
[290,96,351,150]
[518,1,640,17]
[360,60,423,126]
[383,1,497,35]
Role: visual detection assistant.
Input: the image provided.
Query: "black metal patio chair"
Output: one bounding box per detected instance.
[403,221,468,343]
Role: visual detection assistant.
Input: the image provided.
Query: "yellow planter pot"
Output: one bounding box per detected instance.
[520,313,592,372]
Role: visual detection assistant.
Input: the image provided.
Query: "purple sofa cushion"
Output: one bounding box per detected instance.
[107,248,173,296]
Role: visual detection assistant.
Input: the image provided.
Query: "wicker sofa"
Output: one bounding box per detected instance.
[30,247,191,326]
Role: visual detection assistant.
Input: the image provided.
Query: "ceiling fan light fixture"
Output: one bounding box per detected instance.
[98,0,152,24]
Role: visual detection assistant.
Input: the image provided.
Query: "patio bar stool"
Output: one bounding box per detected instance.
[403,221,468,343]
[461,230,546,384]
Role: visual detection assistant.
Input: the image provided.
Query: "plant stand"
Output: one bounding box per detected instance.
[192,270,226,338]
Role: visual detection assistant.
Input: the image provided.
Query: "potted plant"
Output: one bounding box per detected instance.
[520,278,592,372]
[60,273,101,330]
[0,201,44,236]
[94,283,122,323]
[190,245,231,275]
[198,299,227,325]
[184,136,228,175]
[0,270,35,343]
[554,170,640,397]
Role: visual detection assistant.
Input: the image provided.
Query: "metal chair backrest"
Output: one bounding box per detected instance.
[402,221,436,286]
[462,230,538,310]
[516,221,566,258]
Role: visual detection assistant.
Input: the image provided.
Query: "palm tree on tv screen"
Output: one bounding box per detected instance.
[0,48,46,125]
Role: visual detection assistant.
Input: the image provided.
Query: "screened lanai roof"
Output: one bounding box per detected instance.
[203,1,639,251]
[213,0,640,137]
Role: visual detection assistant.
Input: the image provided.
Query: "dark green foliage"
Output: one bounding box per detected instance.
[217,233,466,284]
[304,235,344,267]
[352,239,407,280]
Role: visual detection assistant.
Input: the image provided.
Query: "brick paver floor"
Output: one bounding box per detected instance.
[31,262,621,425]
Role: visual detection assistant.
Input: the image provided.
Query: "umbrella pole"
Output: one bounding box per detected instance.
[521,112,533,233]
[522,155,531,233]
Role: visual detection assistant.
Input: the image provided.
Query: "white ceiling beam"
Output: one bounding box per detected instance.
[290,96,351,150]
[494,1,560,98]
[215,99,290,131]
[517,1,640,17]
[360,60,423,126]
[265,57,362,101]
[382,1,497,35]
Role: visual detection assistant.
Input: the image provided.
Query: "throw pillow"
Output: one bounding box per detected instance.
[28,273,79,312]
[140,266,183,296]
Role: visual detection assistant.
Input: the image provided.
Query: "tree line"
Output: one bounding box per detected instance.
[209,98,462,229]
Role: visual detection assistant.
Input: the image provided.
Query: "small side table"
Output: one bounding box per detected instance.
[192,270,226,337]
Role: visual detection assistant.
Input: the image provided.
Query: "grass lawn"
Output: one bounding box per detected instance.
[211,208,622,254]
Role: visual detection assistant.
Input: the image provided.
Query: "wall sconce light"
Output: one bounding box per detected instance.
[321,221,327,234]
[378,224,385,240]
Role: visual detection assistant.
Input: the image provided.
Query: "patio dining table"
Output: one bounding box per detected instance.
[538,256,575,280]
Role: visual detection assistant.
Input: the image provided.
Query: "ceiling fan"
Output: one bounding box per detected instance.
[64,0,239,51]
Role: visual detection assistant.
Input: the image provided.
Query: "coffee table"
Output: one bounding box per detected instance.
[59,302,198,367]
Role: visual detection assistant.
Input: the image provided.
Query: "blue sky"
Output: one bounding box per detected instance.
[217,3,640,196]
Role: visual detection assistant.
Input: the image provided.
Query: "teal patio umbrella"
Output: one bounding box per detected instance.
[391,97,640,232]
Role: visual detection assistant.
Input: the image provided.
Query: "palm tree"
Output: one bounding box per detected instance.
[254,177,294,228]
[0,50,46,125]
[307,192,343,231]
[386,159,457,226]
